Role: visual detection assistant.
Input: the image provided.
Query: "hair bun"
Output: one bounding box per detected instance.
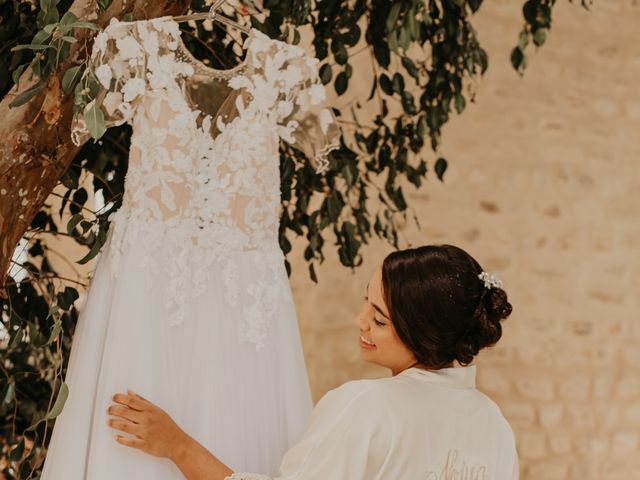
[453,287,513,364]
[484,287,513,322]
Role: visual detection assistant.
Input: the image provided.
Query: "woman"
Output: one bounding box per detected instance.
[107,244,518,479]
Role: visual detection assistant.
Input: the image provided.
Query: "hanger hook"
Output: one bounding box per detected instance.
[208,0,227,20]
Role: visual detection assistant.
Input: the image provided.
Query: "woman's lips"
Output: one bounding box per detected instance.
[359,335,376,349]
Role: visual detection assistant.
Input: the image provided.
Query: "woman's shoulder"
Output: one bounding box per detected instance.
[474,390,517,443]
[315,376,397,415]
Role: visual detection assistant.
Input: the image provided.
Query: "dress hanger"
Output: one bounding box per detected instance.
[172,0,252,34]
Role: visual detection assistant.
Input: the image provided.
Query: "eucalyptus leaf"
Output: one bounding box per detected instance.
[533,28,547,46]
[455,93,466,114]
[71,21,102,31]
[62,65,82,94]
[434,157,448,181]
[386,3,402,33]
[60,11,79,25]
[2,382,15,405]
[319,63,332,85]
[46,383,69,420]
[77,233,105,264]
[334,72,348,96]
[8,82,45,108]
[67,213,83,235]
[10,44,53,52]
[9,328,24,349]
[83,102,106,140]
[9,438,25,462]
[12,63,27,88]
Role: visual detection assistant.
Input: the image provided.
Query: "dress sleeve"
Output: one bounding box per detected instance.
[275,52,341,174]
[226,381,391,480]
[70,19,147,146]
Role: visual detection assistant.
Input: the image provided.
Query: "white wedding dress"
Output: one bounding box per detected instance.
[42,16,340,479]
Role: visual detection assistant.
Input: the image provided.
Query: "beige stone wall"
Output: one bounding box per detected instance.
[289,1,640,479]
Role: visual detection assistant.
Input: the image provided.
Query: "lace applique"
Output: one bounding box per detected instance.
[71,18,340,348]
[227,29,341,173]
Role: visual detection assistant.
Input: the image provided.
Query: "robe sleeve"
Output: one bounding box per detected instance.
[226,381,391,480]
[70,19,149,146]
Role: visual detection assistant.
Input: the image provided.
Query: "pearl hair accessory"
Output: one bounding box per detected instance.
[478,271,503,289]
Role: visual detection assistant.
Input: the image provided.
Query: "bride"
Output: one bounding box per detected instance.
[106,244,519,479]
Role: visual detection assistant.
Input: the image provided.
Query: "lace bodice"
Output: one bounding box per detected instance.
[70,17,340,347]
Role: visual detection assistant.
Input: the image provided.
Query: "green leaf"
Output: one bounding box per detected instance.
[417,114,428,138]
[97,0,113,10]
[386,3,402,33]
[401,91,416,115]
[43,23,58,34]
[77,229,106,264]
[401,56,420,79]
[11,64,27,88]
[309,263,318,283]
[533,28,547,47]
[434,157,448,181]
[57,286,79,310]
[61,35,77,43]
[518,31,529,51]
[46,383,69,420]
[10,44,53,52]
[9,328,24,349]
[9,439,25,462]
[60,11,79,26]
[319,63,332,85]
[455,93,466,114]
[67,213,83,235]
[391,73,405,93]
[9,82,45,108]
[83,102,106,140]
[334,72,348,96]
[334,44,348,65]
[62,65,82,94]
[379,74,393,96]
[2,382,15,405]
[32,29,52,45]
[45,320,62,345]
[373,41,390,68]
[70,21,102,31]
[510,47,527,74]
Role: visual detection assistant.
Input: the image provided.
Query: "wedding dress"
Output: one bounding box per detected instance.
[42,16,340,479]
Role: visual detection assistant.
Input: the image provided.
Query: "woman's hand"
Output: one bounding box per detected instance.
[107,391,234,479]
[107,390,189,460]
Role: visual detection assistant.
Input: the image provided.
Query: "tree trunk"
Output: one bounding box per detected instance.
[0,0,190,289]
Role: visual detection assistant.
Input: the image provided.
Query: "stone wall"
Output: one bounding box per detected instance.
[289,1,640,478]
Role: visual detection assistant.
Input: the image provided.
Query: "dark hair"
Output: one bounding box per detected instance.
[381,244,512,369]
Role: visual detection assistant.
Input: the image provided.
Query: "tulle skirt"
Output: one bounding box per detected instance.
[41,232,312,479]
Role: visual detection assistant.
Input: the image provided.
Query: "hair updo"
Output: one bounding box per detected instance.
[381,244,513,369]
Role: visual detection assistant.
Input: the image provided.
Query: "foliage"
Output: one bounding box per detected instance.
[510,0,593,74]
[0,0,589,477]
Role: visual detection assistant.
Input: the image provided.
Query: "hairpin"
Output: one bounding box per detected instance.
[478,271,503,289]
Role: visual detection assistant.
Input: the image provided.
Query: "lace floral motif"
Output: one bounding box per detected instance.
[72,17,339,348]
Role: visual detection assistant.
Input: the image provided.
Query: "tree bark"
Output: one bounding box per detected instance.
[0,0,190,289]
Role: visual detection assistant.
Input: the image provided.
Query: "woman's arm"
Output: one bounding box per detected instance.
[108,391,234,480]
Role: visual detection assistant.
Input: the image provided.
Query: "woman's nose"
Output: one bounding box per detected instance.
[354,304,371,330]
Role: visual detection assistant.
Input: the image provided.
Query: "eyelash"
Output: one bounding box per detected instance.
[364,296,385,325]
